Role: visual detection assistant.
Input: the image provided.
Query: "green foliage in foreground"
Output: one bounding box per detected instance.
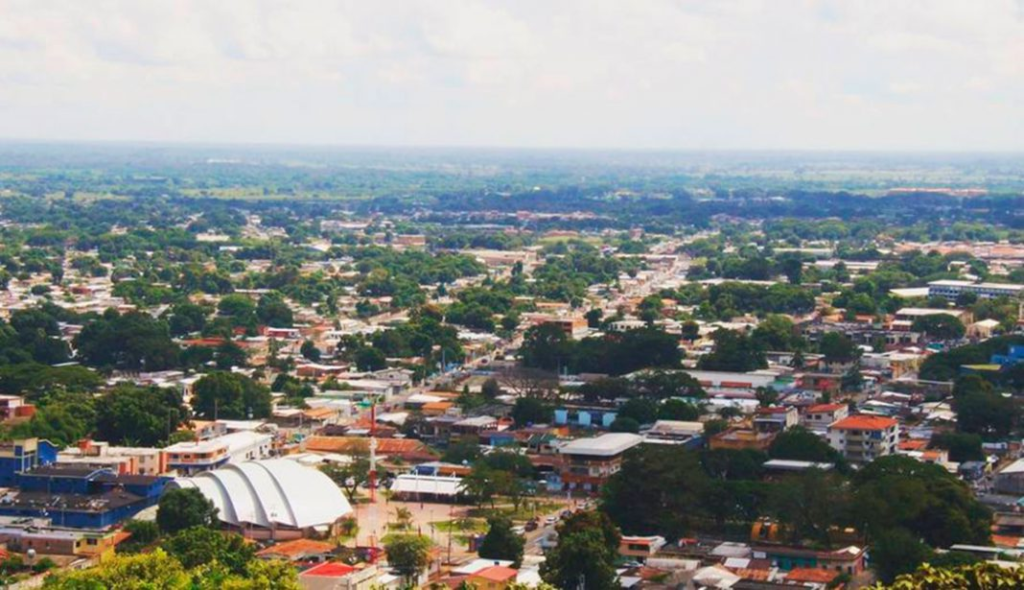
[873,562,1024,590]
[42,547,299,590]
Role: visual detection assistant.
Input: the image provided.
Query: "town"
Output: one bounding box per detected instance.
[0,153,1021,589]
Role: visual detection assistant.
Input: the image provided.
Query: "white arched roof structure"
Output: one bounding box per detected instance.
[172,459,351,529]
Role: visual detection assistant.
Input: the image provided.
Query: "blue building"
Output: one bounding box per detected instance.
[554,406,617,429]
[0,464,170,529]
[0,439,58,488]
[992,345,1024,368]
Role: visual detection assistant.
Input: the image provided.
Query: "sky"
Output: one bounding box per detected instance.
[0,0,1021,151]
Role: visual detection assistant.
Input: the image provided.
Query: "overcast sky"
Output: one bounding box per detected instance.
[0,0,1021,151]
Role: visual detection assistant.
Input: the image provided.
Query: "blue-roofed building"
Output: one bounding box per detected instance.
[991,345,1024,368]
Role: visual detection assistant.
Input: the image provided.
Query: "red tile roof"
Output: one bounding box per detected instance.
[829,415,897,431]
[806,403,846,414]
[786,568,838,583]
[471,566,519,583]
[256,538,335,560]
[302,562,357,578]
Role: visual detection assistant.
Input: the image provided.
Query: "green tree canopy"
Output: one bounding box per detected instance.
[191,372,272,420]
[157,488,219,534]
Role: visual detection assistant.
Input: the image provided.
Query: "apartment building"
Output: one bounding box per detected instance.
[827,416,899,464]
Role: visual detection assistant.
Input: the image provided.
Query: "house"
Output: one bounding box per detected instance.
[753,407,798,433]
[556,433,643,492]
[827,415,899,465]
[801,403,849,432]
[710,428,776,452]
[256,538,336,563]
[619,535,667,562]
[642,420,704,446]
[467,565,519,590]
[994,459,1024,495]
[753,544,866,576]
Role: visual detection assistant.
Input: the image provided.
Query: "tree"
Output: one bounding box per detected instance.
[819,332,860,363]
[42,549,191,589]
[609,417,640,433]
[755,386,779,407]
[478,516,525,567]
[541,512,620,590]
[912,314,966,341]
[930,432,984,463]
[870,528,934,584]
[617,397,658,425]
[874,562,1024,589]
[585,308,603,329]
[95,384,187,446]
[355,346,387,371]
[698,329,767,372]
[257,294,294,327]
[300,339,321,362]
[768,470,849,547]
[321,455,370,501]
[602,447,709,539]
[518,323,572,372]
[851,456,991,549]
[769,427,845,466]
[214,341,248,370]
[953,376,1017,440]
[157,488,218,534]
[161,526,255,575]
[511,397,552,426]
[681,320,700,342]
[75,310,180,371]
[481,378,502,400]
[658,398,701,421]
[166,302,209,337]
[191,372,272,420]
[384,535,431,583]
[752,314,803,352]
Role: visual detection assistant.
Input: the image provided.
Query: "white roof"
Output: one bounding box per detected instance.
[558,433,643,457]
[173,459,351,529]
[999,458,1024,475]
[390,474,464,496]
[163,430,270,455]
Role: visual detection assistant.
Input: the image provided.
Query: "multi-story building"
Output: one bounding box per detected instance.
[800,403,849,432]
[827,416,899,464]
[557,433,643,492]
[0,438,58,487]
[162,430,272,475]
[927,280,1024,301]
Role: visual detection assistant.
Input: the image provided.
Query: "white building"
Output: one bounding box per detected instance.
[162,430,273,475]
[172,459,352,539]
[927,280,1024,301]
[827,415,899,465]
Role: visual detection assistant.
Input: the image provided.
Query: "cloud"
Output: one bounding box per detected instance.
[0,0,1020,150]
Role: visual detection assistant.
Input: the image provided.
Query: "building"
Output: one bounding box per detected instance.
[0,395,34,421]
[642,420,704,446]
[162,430,273,475]
[0,465,170,529]
[709,428,776,452]
[557,433,643,492]
[827,415,899,464]
[553,405,617,429]
[753,406,798,433]
[467,565,519,590]
[59,440,166,476]
[171,459,352,539]
[994,459,1024,495]
[0,438,58,487]
[927,280,1024,301]
[619,535,667,562]
[801,403,849,432]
